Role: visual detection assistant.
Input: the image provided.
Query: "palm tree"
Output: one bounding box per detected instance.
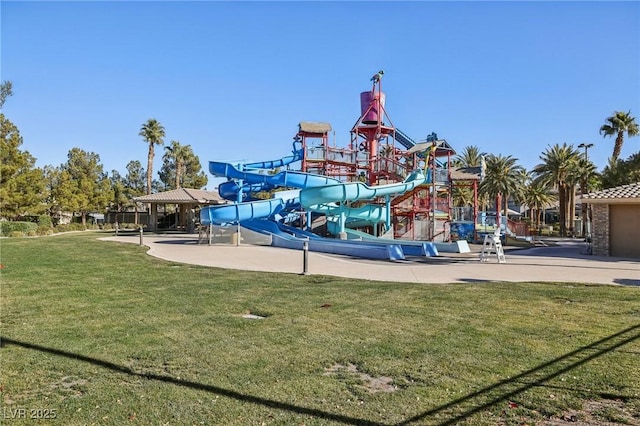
[452,145,485,168]
[600,152,640,188]
[521,181,557,232]
[451,145,488,215]
[164,140,189,189]
[139,118,165,195]
[568,156,597,236]
[478,154,523,223]
[599,110,639,161]
[532,143,581,237]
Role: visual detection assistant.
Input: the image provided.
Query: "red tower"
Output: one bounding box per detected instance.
[349,72,399,185]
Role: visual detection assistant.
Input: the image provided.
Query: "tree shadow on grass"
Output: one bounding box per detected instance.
[395,323,640,425]
[2,323,639,426]
[0,336,383,426]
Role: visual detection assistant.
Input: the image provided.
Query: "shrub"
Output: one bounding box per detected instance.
[8,231,25,238]
[1,221,38,237]
[120,222,144,230]
[37,215,53,228]
[38,228,54,236]
[54,223,86,233]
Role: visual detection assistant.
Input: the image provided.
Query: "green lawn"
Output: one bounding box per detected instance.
[1,233,639,425]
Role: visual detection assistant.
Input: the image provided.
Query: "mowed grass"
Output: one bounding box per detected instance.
[1,233,639,425]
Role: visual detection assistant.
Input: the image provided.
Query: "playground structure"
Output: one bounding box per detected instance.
[294,73,476,242]
[200,72,479,260]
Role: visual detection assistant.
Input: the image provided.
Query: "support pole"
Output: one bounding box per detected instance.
[139,226,143,246]
[302,239,310,275]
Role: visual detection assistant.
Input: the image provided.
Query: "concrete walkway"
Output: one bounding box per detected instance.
[99,235,640,286]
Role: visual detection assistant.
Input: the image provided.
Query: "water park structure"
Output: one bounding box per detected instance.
[200,72,482,260]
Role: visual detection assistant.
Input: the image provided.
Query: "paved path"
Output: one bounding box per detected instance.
[100,235,640,286]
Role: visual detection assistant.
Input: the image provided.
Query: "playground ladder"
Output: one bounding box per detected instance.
[480,232,506,263]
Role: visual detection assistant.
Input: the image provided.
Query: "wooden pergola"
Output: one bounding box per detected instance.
[133,188,226,232]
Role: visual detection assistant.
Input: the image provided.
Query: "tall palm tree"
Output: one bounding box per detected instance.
[478,154,523,222]
[568,156,598,236]
[532,143,581,237]
[139,119,165,195]
[164,140,189,189]
[599,110,639,161]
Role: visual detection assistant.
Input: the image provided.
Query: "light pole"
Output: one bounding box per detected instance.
[577,143,593,160]
[577,143,594,245]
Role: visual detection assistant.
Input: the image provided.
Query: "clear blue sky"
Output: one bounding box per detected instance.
[3,1,639,190]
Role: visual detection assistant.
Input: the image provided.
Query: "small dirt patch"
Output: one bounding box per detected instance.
[323,363,396,393]
[540,398,638,425]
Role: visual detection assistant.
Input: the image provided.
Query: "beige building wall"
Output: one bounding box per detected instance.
[591,202,640,258]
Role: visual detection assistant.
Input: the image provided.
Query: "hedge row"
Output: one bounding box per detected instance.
[1,221,146,237]
[1,221,39,237]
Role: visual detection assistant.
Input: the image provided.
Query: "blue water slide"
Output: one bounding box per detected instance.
[243,148,304,170]
[339,228,439,257]
[275,221,433,258]
[211,147,322,200]
[240,219,405,261]
[299,169,429,234]
[200,197,300,225]
[310,203,387,223]
[210,161,341,189]
[218,181,274,201]
[300,169,428,207]
[203,153,339,225]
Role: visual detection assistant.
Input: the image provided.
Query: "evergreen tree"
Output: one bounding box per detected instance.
[124,160,146,199]
[56,148,113,226]
[0,81,47,218]
[109,170,129,214]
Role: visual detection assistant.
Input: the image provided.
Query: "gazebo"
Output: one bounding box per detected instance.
[133,188,226,232]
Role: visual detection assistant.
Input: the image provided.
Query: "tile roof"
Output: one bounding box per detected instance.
[133,188,225,204]
[581,182,640,203]
[299,121,332,134]
[451,166,481,181]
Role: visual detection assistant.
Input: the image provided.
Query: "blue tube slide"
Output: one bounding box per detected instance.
[200,198,300,225]
[209,161,341,188]
[243,148,304,170]
[202,153,341,224]
[241,219,405,261]
[215,148,307,200]
[311,203,387,223]
[275,221,432,258]
[300,169,428,207]
[218,181,274,201]
[299,169,429,234]
[339,228,439,257]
